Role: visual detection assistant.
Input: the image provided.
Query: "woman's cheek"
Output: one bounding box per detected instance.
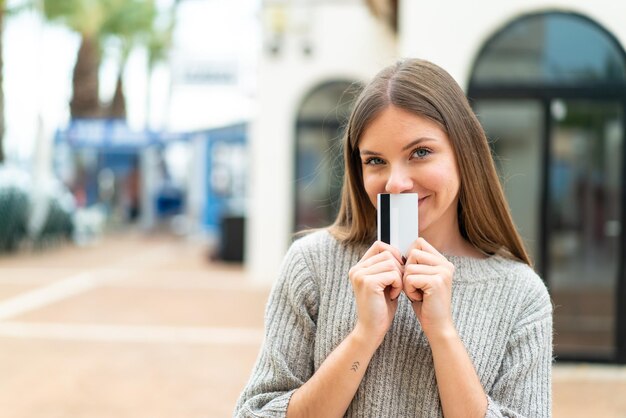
[362,175,379,201]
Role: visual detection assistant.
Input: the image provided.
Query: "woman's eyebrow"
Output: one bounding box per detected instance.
[359,149,382,156]
[401,137,437,151]
[360,137,438,156]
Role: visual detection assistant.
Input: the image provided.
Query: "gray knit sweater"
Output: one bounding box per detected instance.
[234,230,553,417]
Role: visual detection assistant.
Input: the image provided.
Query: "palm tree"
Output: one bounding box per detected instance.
[41,0,110,118]
[40,0,173,121]
[101,0,158,119]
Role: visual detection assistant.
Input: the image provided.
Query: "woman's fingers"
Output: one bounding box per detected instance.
[403,263,440,276]
[350,241,406,301]
[386,271,404,300]
[400,237,458,335]
[406,241,454,280]
[358,251,404,271]
[360,241,404,265]
[403,259,453,295]
[403,238,453,302]
[377,270,404,300]
[349,242,410,342]
[353,266,403,294]
[405,248,439,267]
[406,237,443,257]
[403,272,444,297]
[354,238,455,307]
[405,238,446,265]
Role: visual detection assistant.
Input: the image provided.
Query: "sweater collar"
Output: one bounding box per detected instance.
[445,254,519,283]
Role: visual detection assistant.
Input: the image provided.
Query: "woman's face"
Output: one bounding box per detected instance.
[358,105,461,241]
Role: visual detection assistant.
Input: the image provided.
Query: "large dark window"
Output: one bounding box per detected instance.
[472,13,626,86]
[469,11,626,362]
[294,81,361,231]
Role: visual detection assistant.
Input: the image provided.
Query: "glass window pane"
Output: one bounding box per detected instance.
[471,13,626,85]
[548,100,622,358]
[295,82,361,231]
[294,124,343,230]
[474,100,544,265]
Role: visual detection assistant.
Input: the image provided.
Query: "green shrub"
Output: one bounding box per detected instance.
[0,187,29,252]
[34,198,74,248]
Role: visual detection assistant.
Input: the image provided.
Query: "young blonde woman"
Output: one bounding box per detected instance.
[235,59,553,418]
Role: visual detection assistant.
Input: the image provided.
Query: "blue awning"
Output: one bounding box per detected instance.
[55,119,188,151]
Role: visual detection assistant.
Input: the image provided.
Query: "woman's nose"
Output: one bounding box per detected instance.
[385,166,414,193]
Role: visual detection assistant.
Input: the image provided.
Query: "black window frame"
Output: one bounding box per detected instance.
[467,11,626,364]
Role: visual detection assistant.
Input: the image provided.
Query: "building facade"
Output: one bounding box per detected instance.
[246,0,626,362]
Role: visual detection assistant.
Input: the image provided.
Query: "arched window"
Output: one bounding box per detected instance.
[470,12,626,88]
[294,81,362,231]
[469,11,626,362]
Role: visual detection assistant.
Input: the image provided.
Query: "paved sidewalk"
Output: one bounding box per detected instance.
[0,232,624,417]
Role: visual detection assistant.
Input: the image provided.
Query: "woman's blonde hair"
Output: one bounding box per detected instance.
[328,58,531,265]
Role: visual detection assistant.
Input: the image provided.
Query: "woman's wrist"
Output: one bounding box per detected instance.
[350,323,385,354]
[424,322,458,346]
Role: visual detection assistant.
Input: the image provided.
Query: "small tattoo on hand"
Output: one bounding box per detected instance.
[350,361,360,372]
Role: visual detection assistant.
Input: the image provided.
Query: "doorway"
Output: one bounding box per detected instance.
[469,11,626,362]
[294,81,362,231]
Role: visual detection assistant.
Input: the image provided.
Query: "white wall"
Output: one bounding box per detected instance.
[399,0,626,89]
[247,0,626,284]
[246,2,397,282]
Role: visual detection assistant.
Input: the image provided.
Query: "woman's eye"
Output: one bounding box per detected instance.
[364,157,385,165]
[412,148,431,158]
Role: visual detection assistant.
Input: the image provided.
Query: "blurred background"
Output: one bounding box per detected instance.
[0,0,625,417]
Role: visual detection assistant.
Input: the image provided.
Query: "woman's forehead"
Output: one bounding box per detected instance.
[358,108,449,148]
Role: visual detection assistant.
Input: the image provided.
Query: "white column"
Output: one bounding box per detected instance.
[245,2,397,283]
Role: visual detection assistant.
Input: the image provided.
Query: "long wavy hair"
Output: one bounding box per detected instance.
[328,58,531,265]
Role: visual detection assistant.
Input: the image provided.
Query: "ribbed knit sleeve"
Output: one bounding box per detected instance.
[485,273,553,418]
[233,238,319,418]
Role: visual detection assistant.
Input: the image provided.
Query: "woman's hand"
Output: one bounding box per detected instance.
[403,238,456,339]
[349,241,404,346]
